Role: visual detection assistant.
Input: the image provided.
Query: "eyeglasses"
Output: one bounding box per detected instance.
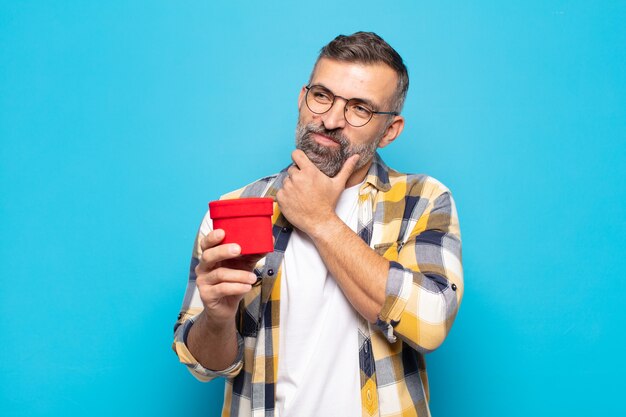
[304,85,399,127]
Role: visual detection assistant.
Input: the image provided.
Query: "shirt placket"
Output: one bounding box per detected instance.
[357,184,380,417]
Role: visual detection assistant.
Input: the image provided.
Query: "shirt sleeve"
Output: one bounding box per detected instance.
[376,185,463,353]
[171,209,244,381]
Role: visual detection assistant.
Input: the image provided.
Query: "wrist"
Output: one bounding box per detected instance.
[187,311,240,371]
[307,214,343,241]
[197,311,237,338]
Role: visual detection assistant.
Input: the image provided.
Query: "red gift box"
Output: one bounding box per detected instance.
[209,198,274,255]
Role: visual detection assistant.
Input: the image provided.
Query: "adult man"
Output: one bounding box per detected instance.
[173,32,463,417]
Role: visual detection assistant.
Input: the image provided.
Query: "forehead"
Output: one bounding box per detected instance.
[310,58,398,105]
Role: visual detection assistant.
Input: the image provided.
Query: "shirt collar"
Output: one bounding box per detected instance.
[362,152,391,192]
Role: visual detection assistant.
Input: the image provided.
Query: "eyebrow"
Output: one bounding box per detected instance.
[313,83,379,110]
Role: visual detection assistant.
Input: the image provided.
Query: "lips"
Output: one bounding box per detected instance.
[311,132,340,147]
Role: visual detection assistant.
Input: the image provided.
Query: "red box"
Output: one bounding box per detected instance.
[209,198,274,255]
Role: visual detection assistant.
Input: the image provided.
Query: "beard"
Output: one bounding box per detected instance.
[294,118,383,177]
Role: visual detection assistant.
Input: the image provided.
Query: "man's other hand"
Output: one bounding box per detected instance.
[277,149,359,235]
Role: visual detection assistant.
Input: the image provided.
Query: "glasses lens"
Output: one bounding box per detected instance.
[306,86,334,114]
[345,99,373,127]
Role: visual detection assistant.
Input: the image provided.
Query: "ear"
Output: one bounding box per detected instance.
[378,115,405,149]
[297,86,307,110]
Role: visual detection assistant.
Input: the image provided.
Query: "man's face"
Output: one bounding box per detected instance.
[295,58,400,177]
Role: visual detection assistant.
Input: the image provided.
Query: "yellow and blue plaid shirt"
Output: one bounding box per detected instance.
[173,153,463,417]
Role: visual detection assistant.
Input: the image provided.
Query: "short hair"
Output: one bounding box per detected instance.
[312,31,409,113]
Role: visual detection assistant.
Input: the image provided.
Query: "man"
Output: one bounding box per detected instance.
[173,32,463,417]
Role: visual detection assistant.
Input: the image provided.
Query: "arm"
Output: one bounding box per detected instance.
[306,216,387,323]
[378,190,463,352]
[307,191,462,352]
[173,214,259,381]
[277,150,463,353]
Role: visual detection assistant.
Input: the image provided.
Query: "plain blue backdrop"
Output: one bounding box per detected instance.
[1,1,625,416]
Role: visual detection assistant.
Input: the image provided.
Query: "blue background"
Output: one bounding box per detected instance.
[1,1,624,415]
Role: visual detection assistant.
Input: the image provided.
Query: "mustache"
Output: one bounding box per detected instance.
[303,124,350,147]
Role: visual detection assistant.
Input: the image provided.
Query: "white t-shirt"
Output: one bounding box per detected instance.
[275,183,362,417]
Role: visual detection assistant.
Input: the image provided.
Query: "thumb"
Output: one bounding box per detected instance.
[336,154,360,184]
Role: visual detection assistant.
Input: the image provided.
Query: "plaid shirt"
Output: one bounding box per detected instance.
[173,153,463,417]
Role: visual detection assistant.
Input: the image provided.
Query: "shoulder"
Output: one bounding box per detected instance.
[383,165,461,236]
[220,172,284,200]
[368,154,453,200]
[385,165,452,200]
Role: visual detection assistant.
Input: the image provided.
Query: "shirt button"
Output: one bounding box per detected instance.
[451,283,457,291]
[366,389,372,402]
[364,343,368,353]
[282,227,289,232]
[267,269,274,276]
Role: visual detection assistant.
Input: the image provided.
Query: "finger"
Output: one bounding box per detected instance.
[200,229,225,251]
[197,242,242,272]
[335,154,360,184]
[198,267,257,286]
[200,281,253,301]
[287,165,300,178]
[239,252,272,266]
[291,149,315,171]
[280,177,293,191]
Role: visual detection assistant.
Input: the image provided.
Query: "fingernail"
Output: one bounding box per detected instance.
[215,229,224,238]
[230,244,241,254]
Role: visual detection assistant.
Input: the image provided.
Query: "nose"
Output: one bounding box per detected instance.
[320,99,347,130]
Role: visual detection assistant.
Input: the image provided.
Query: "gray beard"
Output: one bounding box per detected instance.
[294,120,381,177]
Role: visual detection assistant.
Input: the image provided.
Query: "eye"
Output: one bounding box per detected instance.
[310,87,333,103]
[349,102,373,118]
